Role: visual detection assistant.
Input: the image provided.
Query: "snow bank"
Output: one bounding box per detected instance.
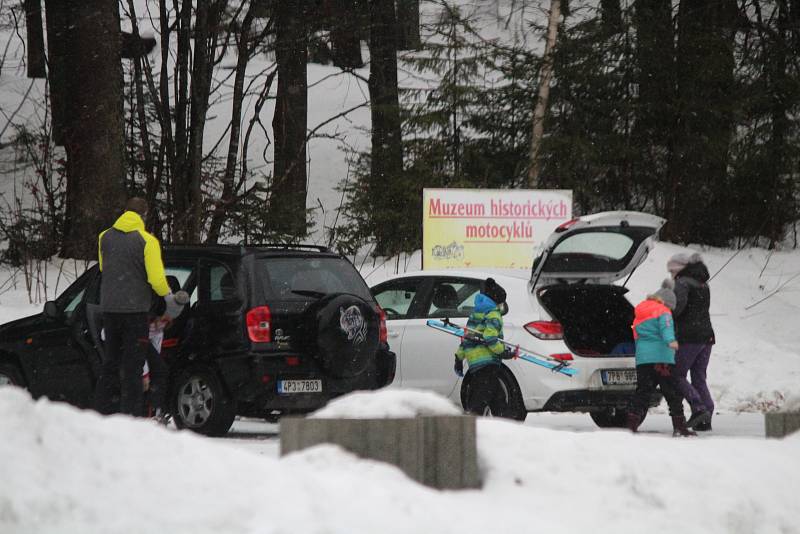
[2,387,799,534]
[309,389,461,419]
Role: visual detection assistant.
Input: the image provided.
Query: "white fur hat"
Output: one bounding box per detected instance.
[667,252,703,275]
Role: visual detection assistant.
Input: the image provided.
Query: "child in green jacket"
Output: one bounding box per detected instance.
[454,278,510,416]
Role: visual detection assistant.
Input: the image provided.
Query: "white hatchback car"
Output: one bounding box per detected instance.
[370,211,666,426]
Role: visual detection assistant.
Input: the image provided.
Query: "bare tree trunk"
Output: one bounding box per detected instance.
[24,0,46,78]
[185,0,213,242]
[43,0,70,144]
[60,0,126,259]
[207,4,258,243]
[326,0,365,68]
[271,0,309,238]
[125,0,156,218]
[527,0,561,187]
[156,0,175,236]
[367,0,404,256]
[171,0,192,242]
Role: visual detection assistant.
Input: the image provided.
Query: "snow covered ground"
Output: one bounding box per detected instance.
[1,386,799,534]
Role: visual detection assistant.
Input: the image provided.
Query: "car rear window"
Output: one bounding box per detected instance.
[540,227,653,273]
[255,256,373,301]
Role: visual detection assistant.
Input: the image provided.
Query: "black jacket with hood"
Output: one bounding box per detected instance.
[673,262,715,344]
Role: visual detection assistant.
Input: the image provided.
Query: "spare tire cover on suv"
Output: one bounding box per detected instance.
[312,293,380,378]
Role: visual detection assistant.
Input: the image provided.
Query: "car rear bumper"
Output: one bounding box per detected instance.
[540,389,662,412]
[215,348,396,415]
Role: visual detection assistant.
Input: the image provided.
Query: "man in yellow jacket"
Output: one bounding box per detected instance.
[94,197,171,416]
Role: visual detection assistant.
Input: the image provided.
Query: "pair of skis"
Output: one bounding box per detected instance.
[426,318,577,377]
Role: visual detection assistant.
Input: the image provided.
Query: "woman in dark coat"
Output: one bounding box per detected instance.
[667,253,715,431]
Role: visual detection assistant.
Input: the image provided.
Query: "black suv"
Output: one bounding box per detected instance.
[0,244,396,435]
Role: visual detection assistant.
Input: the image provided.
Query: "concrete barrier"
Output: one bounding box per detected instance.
[280,415,480,490]
[765,412,800,438]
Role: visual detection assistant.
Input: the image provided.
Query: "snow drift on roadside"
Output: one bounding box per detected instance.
[310,389,461,419]
[2,387,799,534]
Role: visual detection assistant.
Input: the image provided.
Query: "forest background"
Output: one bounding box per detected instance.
[0,0,798,272]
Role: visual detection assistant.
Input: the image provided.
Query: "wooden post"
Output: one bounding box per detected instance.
[765,412,800,438]
[280,416,480,490]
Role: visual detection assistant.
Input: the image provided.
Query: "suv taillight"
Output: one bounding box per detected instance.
[247,306,272,342]
[377,306,388,343]
[524,320,563,340]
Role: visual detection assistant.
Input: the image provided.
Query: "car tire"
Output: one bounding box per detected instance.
[590,407,644,428]
[460,365,526,421]
[171,365,236,436]
[0,361,24,387]
[311,293,380,378]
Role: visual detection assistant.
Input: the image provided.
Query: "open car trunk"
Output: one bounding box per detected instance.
[538,284,635,357]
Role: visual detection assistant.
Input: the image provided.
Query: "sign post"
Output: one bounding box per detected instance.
[422,188,572,269]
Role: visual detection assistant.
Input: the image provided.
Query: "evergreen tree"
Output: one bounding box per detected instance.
[729,0,800,246]
[538,7,644,214]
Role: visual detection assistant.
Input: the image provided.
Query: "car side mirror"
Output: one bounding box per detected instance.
[43,301,60,319]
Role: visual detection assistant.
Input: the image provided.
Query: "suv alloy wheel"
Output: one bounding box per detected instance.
[172,365,237,436]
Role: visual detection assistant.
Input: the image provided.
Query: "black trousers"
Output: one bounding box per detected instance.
[463,364,505,416]
[94,312,148,417]
[629,363,685,418]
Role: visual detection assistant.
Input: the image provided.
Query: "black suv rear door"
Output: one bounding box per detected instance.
[187,258,246,355]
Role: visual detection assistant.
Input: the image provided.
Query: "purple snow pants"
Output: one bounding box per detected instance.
[674,343,714,414]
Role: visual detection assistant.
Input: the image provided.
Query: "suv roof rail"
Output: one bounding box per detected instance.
[246,243,331,253]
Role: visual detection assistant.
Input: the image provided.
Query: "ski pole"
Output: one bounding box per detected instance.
[440,318,573,367]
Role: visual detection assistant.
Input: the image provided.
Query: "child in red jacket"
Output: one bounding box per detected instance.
[626,279,695,437]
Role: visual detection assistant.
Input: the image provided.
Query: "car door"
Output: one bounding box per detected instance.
[159,262,198,359]
[371,277,429,385]
[531,210,667,287]
[398,277,484,397]
[30,268,99,407]
[185,258,246,357]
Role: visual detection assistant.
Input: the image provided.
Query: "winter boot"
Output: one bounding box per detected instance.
[671,415,697,437]
[686,410,711,429]
[626,411,642,433]
[152,408,171,426]
[694,418,712,432]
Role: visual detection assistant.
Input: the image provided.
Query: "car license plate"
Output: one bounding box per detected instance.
[277,379,322,394]
[602,369,637,385]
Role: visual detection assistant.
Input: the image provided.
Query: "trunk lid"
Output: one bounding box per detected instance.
[530,211,665,288]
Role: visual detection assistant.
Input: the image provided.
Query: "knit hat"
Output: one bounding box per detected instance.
[650,278,677,310]
[483,277,507,305]
[667,252,704,276]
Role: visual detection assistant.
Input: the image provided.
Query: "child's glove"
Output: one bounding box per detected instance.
[454,356,464,377]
